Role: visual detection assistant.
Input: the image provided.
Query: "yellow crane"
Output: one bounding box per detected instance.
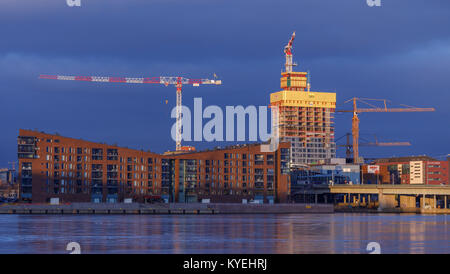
[338,98,435,163]
[336,133,411,160]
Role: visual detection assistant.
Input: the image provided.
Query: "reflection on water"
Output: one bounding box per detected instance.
[0,213,448,254]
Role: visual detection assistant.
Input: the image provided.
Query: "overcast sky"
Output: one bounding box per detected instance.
[1,0,449,167]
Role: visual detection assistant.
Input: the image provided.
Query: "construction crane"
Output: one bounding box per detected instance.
[337,98,435,163]
[39,74,222,151]
[284,31,296,73]
[7,161,16,172]
[336,133,411,160]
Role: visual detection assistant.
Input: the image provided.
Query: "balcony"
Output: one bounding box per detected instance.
[18,136,36,145]
[107,165,118,172]
[107,149,118,160]
[254,182,264,188]
[22,170,32,178]
[255,169,264,175]
[107,155,118,161]
[107,172,118,179]
[21,178,32,186]
[92,155,103,161]
[107,181,119,188]
[254,175,264,182]
[91,172,103,179]
[21,163,32,170]
[92,164,103,172]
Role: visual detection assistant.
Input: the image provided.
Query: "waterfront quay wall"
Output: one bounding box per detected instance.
[0,203,333,215]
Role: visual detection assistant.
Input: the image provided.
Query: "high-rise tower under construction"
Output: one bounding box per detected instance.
[270,32,336,167]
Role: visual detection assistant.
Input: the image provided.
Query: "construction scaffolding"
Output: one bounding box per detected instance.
[270,32,336,166]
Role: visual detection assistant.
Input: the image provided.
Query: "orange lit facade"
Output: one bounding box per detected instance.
[270,71,336,167]
[18,129,291,203]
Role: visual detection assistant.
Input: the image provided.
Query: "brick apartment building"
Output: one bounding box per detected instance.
[362,156,449,185]
[18,129,291,204]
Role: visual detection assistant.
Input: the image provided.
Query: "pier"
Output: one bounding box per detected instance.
[0,203,333,215]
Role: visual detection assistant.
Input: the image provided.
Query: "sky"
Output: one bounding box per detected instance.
[1,0,450,167]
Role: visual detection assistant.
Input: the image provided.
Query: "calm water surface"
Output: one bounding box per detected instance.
[0,213,448,254]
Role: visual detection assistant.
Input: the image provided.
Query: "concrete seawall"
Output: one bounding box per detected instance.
[0,203,333,215]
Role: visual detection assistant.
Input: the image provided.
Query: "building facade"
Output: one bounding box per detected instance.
[291,162,361,187]
[0,168,17,198]
[270,62,336,167]
[362,156,449,185]
[0,168,15,185]
[18,129,291,204]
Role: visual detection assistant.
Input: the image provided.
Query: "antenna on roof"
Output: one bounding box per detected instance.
[307,70,311,92]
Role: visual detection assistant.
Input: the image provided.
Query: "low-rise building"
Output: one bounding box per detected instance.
[0,168,18,198]
[0,168,14,186]
[362,156,449,185]
[290,159,361,187]
[17,129,291,204]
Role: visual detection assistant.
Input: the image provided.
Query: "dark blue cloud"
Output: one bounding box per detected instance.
[1,0,449,166]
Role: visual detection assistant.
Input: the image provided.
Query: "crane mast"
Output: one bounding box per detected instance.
[337,133,411,159]
[284,31,296,73]
[175,77,183,151]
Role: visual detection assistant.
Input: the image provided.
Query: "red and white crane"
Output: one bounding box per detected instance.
[39,74,222,151]
[284,31,296,73]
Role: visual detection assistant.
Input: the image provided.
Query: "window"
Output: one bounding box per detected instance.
[255,168,264,174]
[92,148,103,160]
[255,154,264,165]
[107,149,118,161]
[267,154,274,165]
